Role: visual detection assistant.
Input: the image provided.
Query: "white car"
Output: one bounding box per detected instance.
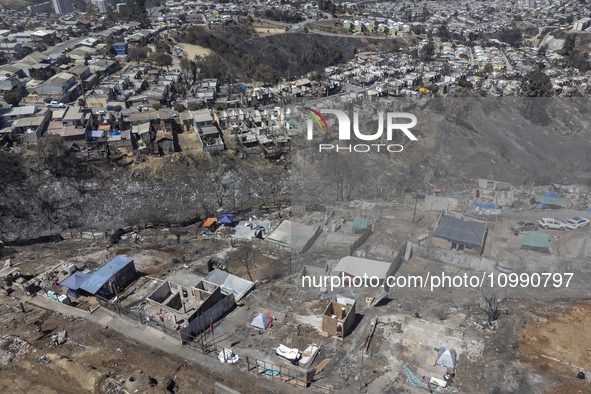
[96,110,107,115]
[565,217,590,230]
[137,105,149,112]
[46,101,64,108]
[538,218,566,231]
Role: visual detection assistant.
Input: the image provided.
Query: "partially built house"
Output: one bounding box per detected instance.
[321,297,356,340]
[476,178,513,207]
[147,276,234,331]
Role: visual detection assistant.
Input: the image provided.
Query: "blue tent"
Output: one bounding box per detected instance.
[543,192,560,198]
[218,214,235,224]
[475,202,495,209]
[60,271,91,291]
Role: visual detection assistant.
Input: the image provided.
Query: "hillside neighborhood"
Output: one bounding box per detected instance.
[1,0,591,393]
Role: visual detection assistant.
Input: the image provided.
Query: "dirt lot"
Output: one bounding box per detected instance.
[0,298,279,394]
[254,27,287,37]
[180,44,212,59]
[519,304,591,376]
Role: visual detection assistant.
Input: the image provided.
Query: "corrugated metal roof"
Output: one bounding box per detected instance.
[60,271,91,290]
[333,256,392,279]
[433,215,486,250]
[79,256,133,294]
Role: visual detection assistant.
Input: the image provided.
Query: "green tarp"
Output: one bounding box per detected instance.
[402,362,429,389]
[534,195,568,207]
[353,217,368,233]
[552,183,574,193]
[521,232,550,253]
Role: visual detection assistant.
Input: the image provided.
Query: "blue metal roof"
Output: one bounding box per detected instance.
[79,255,133,295]
[59,271,91,291]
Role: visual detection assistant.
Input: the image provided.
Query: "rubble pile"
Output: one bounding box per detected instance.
[0,335,31,363]
[339,362,360,381]
[465,340,485,362]
[54,330,68,346]
[103,380,125,393]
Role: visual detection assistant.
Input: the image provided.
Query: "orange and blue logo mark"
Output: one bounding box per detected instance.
[302,107,329,133]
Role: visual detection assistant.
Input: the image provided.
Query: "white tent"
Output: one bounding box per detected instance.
[436,348,457,369]
[249,313,273,330]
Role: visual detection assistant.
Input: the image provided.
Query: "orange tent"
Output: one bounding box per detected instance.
[203,218,217,227]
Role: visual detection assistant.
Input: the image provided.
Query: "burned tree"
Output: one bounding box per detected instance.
[323,151,366,202]
[234,242,256,281]
[480,290,508,324]
[170,228,183,243]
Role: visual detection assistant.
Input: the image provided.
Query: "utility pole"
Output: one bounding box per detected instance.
[200,313,205,352]
[112,280,121,316]
[359,350,364,390]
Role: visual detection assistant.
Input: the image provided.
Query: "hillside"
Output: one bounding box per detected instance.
[292,97,591,204]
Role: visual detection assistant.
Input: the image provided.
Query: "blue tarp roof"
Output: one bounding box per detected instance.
[218,214,235,224]
[475,202,495,209]
[543,192,560,198]
[79,256,133,295]
[59,271,91,291]
[90,130,103,138]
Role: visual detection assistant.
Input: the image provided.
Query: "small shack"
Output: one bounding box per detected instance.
[59,271,91,298]
[520,232,551,254]
[433,215,487,254]
[322,297,355,340]
[332,256,396,286]
[204,268,255,301]
[352,217,369,234]
[533,195,568,209]
[202,217,217,231]
[79,256,136,297]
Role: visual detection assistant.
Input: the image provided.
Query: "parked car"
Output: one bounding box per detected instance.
[538,218,566,231]
[137,105,148,112]
[306,203,326,212]
[510,220,538,232]
[565,217,590,230]
[96,110,107,115]
[46,101,64,108]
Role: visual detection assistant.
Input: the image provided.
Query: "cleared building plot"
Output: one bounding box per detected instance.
[262,220,321,253]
